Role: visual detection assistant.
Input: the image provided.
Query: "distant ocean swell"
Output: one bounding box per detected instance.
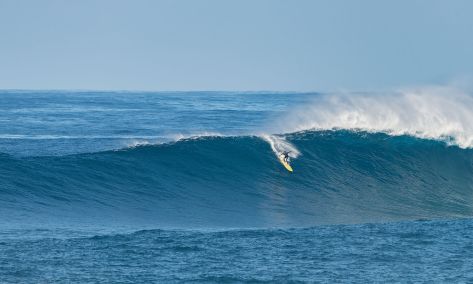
[3,218,472,282]
[2,130,473,228]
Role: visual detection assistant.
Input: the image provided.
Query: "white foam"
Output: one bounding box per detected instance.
[167,131,224,141]
[270,85,473,148]
[123,132,225,149]
[262,134,300,159]
[125,140,153,148]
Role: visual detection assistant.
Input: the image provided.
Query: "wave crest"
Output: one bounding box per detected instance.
[271,86,473,148]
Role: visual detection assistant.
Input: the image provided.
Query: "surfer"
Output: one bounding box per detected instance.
[282,151,290,163]
[278,151,293,172]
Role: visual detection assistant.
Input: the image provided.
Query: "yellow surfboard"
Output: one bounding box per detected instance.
[278,155,293,172]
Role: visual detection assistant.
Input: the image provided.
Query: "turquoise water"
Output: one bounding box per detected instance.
[1,91,473,282]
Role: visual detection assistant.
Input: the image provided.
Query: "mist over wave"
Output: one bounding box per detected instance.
[269,86,473,148]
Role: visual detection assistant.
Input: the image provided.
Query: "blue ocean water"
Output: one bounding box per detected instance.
[1,90,473,282]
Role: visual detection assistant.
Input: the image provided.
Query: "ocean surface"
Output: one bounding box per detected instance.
[1,89,473,282]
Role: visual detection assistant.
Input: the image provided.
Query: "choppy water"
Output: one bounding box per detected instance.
[1,90,473,282]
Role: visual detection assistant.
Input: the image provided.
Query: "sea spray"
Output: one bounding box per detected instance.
[270,86,473,148]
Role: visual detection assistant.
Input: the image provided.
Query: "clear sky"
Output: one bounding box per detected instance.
[1,0,472,91]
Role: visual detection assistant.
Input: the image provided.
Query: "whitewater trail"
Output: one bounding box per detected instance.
[262,134,300,160]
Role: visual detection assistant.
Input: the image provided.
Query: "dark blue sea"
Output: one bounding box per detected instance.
[1,90,473,282]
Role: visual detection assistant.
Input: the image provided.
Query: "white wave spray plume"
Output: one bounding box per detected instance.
[271,85,473,148]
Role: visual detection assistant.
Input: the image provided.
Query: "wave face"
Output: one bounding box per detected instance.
[2,130,473,228]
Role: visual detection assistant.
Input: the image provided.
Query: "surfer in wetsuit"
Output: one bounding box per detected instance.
[282,151,290,163]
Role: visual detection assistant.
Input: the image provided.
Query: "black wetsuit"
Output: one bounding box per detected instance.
[283,152,290,163]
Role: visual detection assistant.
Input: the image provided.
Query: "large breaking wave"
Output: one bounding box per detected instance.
[2,130,473,229]
[2,86,473,229]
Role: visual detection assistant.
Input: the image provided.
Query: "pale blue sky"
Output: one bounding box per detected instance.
[1,0,472,91]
